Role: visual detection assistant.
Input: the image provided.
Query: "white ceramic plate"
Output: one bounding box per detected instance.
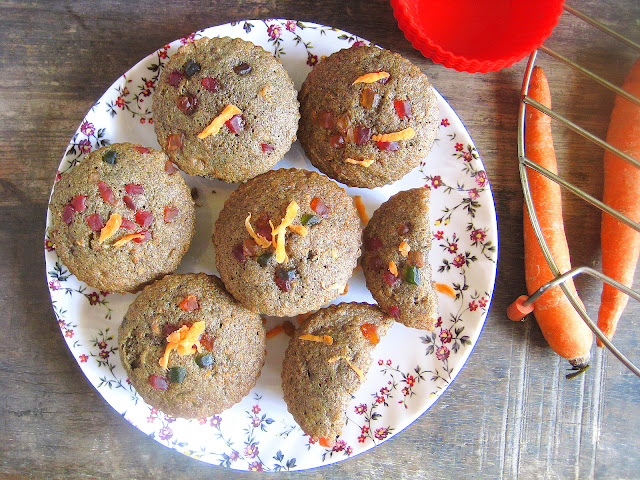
[44,20,497,471]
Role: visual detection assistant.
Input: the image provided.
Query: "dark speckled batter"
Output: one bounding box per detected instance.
[153,36,299,182]
[49,143,195,293]
[213,168,361,317]
[298,45,439,188]
[118,273,266,419]
[281,302,393,442]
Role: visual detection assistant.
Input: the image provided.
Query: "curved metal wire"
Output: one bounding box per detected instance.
[517,7,640,377]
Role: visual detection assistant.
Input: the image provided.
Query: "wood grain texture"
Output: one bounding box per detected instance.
[1,0,640,478]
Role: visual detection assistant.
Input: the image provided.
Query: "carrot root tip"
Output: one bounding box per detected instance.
[568,353,590,370]
[566,363,590,379]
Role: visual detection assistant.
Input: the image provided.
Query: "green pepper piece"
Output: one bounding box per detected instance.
[168,366,186,383]
[102,150,118,165]
[257,252,273,267]
[404,265,420,285]
[301,214,321,227]
[195,353,214,369]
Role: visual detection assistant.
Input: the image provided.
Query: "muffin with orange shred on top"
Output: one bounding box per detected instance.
[361,187,438,330]
[213,168,361,317]
[118,273,266,419]
[153,36,299,182]
[298,44,439,188]
[48,143,195,293]
[281,302,393,444]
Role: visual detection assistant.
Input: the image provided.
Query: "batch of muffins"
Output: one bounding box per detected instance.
[49,36,441,444]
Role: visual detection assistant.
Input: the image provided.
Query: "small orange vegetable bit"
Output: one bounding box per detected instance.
[266,324,284,338]
[388,261,398,277]
[198,104,242,139]
[98,213,123,244]
[179,294,199,312]
[158,321,206,369]
[371,127,415,143]
[112,232,145,248]
[352,71,390,84]
[288,224,308,237]
[398,241,410,257]
[272,201,299,263]
[434,283,456,298]
[353,195,369,226]
[245,213,271,248]
[299,333,333,345]
[345,157,374,167]
[360,323,380,345]
[318,437,335,448]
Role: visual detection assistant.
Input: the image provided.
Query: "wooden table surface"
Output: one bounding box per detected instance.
[2,1,640,478]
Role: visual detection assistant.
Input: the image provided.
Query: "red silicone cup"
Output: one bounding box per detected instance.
[391,0,565,73]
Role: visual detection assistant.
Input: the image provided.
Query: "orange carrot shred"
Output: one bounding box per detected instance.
[98,213,122,244]
[352,71,390,84]
[245,213,271,248]
[112,232,145,248]
[266,324,284,338]
[327,355,365,382]
[399,241,410,257]
[318,437,334,448]
[272,201,299,263]
[179,294,199,312]
[197,104,242,139]
[321,281,344,291]
[360,323,380,345]
[345,358,365,382]
[354,195,369,226]
[435,283,456,298]
[345,157,374,167]
[299,333,333,345]
[371,127,415,143]
[159,321,205,369]
[288,224,308,237]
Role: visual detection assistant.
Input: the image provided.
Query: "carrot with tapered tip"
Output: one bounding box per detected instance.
[521,66,593,364]
[598,58,640,345]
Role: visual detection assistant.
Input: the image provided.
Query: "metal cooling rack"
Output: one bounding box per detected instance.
[516,4,640,377]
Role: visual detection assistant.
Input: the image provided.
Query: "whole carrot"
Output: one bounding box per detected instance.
[523,66,593,364]
[598,58,640,345]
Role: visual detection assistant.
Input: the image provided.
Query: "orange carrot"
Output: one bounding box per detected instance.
[266,324,284,338]
[598,58,640,345]
[523,66,592,363]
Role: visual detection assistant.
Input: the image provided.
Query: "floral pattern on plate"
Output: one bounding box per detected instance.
[44,19,498,471]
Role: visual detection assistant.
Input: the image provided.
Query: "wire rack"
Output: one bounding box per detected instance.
[516,4,640,377]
